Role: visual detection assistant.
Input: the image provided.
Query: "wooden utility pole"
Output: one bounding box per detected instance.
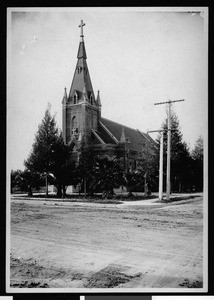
[144,172,147,195]
[147,129,165,201]
[154,99,185,200]
[45,173,48,198]
[84,178,87,198]
[159,132,164,200]
[167,102,171,200]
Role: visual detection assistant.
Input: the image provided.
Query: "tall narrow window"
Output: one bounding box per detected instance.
[72,116,77,128]
[73,93,78,104]
[71,116,78,136]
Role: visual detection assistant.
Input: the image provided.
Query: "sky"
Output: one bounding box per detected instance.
[7,7,208,171]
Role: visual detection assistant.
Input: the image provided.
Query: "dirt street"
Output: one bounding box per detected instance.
[10,197,203,289]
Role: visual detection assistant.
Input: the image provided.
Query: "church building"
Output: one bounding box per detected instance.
[62,20,156,172]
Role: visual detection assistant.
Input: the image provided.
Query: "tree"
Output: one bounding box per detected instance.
[10,169,21,194]
[24,104,71,197]
[192,136,203,161]
[75,137,97,196]
[76,136,125,198]
[137,139,159,192]
[191,136,203,191]
[11,169,44,196]
[59,159,78,196]
[124,170,143,196]
[158,108,192,192]
[48,132,73,197]
[93,156,125,198]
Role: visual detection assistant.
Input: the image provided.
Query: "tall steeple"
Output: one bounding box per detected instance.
[62,20,100,144]
[68,20,95,102]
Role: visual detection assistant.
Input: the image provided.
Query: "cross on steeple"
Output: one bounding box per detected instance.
[79,20,85,40]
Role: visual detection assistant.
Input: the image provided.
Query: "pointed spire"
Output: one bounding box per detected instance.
[64,87,67,98]
[96,90,101,106]
[62,87,67,104]
[120,127,126,143]
[77,20,87,59]
[77,41,87,59]
[69,21,94,100]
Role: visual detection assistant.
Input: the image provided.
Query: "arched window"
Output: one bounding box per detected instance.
[73,93,78,104]
[77,66,82,74]
[72,116,77,127]
[90,94,93,105]
[71,116,78,136]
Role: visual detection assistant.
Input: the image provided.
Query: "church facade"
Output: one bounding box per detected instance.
[62,20,156,172]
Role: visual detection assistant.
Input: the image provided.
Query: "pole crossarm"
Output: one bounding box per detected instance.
[147,129,177,134]
[154,99,185,105]
[147,129,165,133]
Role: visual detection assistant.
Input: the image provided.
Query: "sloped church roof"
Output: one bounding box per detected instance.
[99,118,156,151]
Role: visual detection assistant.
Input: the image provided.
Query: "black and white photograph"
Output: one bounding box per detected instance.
[7,7,208,292]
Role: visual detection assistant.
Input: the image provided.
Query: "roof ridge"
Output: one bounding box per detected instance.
[91,129,105,145]
[137,129,151,142]
[137,129,158,146]
[99,120,118,143]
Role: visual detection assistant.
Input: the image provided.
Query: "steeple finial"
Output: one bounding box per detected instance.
[79,20,85,41]
[120,127,126,143]
[62,87,67,104]
[97,90,101,106]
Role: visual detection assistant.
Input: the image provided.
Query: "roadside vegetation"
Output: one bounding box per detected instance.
[11,104,204,199]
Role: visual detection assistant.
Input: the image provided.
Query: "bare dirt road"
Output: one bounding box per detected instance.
[10,196,203,289]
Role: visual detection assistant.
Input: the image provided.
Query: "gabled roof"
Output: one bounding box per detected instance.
[99,117,157,151]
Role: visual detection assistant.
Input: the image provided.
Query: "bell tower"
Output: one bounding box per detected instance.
[62,20,101,145]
